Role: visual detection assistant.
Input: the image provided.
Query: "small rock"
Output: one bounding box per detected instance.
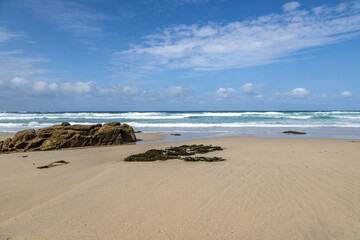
[282,131,306,135]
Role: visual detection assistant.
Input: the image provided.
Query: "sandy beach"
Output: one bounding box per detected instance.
[0,135,359,240]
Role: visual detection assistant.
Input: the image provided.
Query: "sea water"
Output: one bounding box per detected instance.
[1,111,360,140]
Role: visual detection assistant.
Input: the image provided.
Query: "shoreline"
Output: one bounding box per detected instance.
[2,129,360,145]
[1,135,359,239]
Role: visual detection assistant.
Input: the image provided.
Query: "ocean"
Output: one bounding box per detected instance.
[1,111,360,140]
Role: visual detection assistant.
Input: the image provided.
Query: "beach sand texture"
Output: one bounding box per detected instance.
[0,136,359,239]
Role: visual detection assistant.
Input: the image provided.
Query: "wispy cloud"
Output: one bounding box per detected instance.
[22,0,106,39]
[116,1,360,71]
[0,27,21,43]
[0,51,49,80]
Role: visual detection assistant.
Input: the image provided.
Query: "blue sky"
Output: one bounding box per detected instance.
[0,0,359,111]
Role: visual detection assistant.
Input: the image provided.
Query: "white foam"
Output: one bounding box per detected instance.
[124,122,360,128]
[287,116,313,119]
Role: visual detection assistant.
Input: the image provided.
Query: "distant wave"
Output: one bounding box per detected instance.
[1,111,360,133]
[125,122,360,128]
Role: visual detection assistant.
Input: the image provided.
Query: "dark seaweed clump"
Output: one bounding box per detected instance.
[124,149,169,162]
[124,144,224,162]
[183,156,225,162]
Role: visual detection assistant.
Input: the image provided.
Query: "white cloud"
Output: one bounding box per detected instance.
[277,88,309,98]
[241,83,253,93]
[116,1,360,71]
[11,77,29,86]
[193,26,217,37]
[290,88,309,98]
[341,90,352,97]
[282,1,301,12]
[241,83,256,95]
[240,83,264,98]
[214,87,237,99]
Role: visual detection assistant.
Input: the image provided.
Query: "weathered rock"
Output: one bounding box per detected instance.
[119,123,137,142]
[103,122,120,127]
[1,138,13,152]
[25,138,46,151]
[94,124,123,145]
[12,129,36,142]
[0,122,136,154]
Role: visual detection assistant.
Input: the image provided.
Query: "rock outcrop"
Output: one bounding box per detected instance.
[0,122,136,153]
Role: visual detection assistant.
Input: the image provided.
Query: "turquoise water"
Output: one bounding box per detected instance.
[1,111,360,139]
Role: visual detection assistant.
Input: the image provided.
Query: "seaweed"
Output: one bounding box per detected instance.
[37,160,69,169]
[124,144,224,162]
[182,156,225,162]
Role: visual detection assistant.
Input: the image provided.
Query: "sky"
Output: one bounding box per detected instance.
[0,0,359,111]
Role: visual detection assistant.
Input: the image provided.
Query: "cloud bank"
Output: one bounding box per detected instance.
[0,77,197,104]
[116,1,360,71]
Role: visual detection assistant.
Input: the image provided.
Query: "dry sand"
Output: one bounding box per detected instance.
[0,136,359,240]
